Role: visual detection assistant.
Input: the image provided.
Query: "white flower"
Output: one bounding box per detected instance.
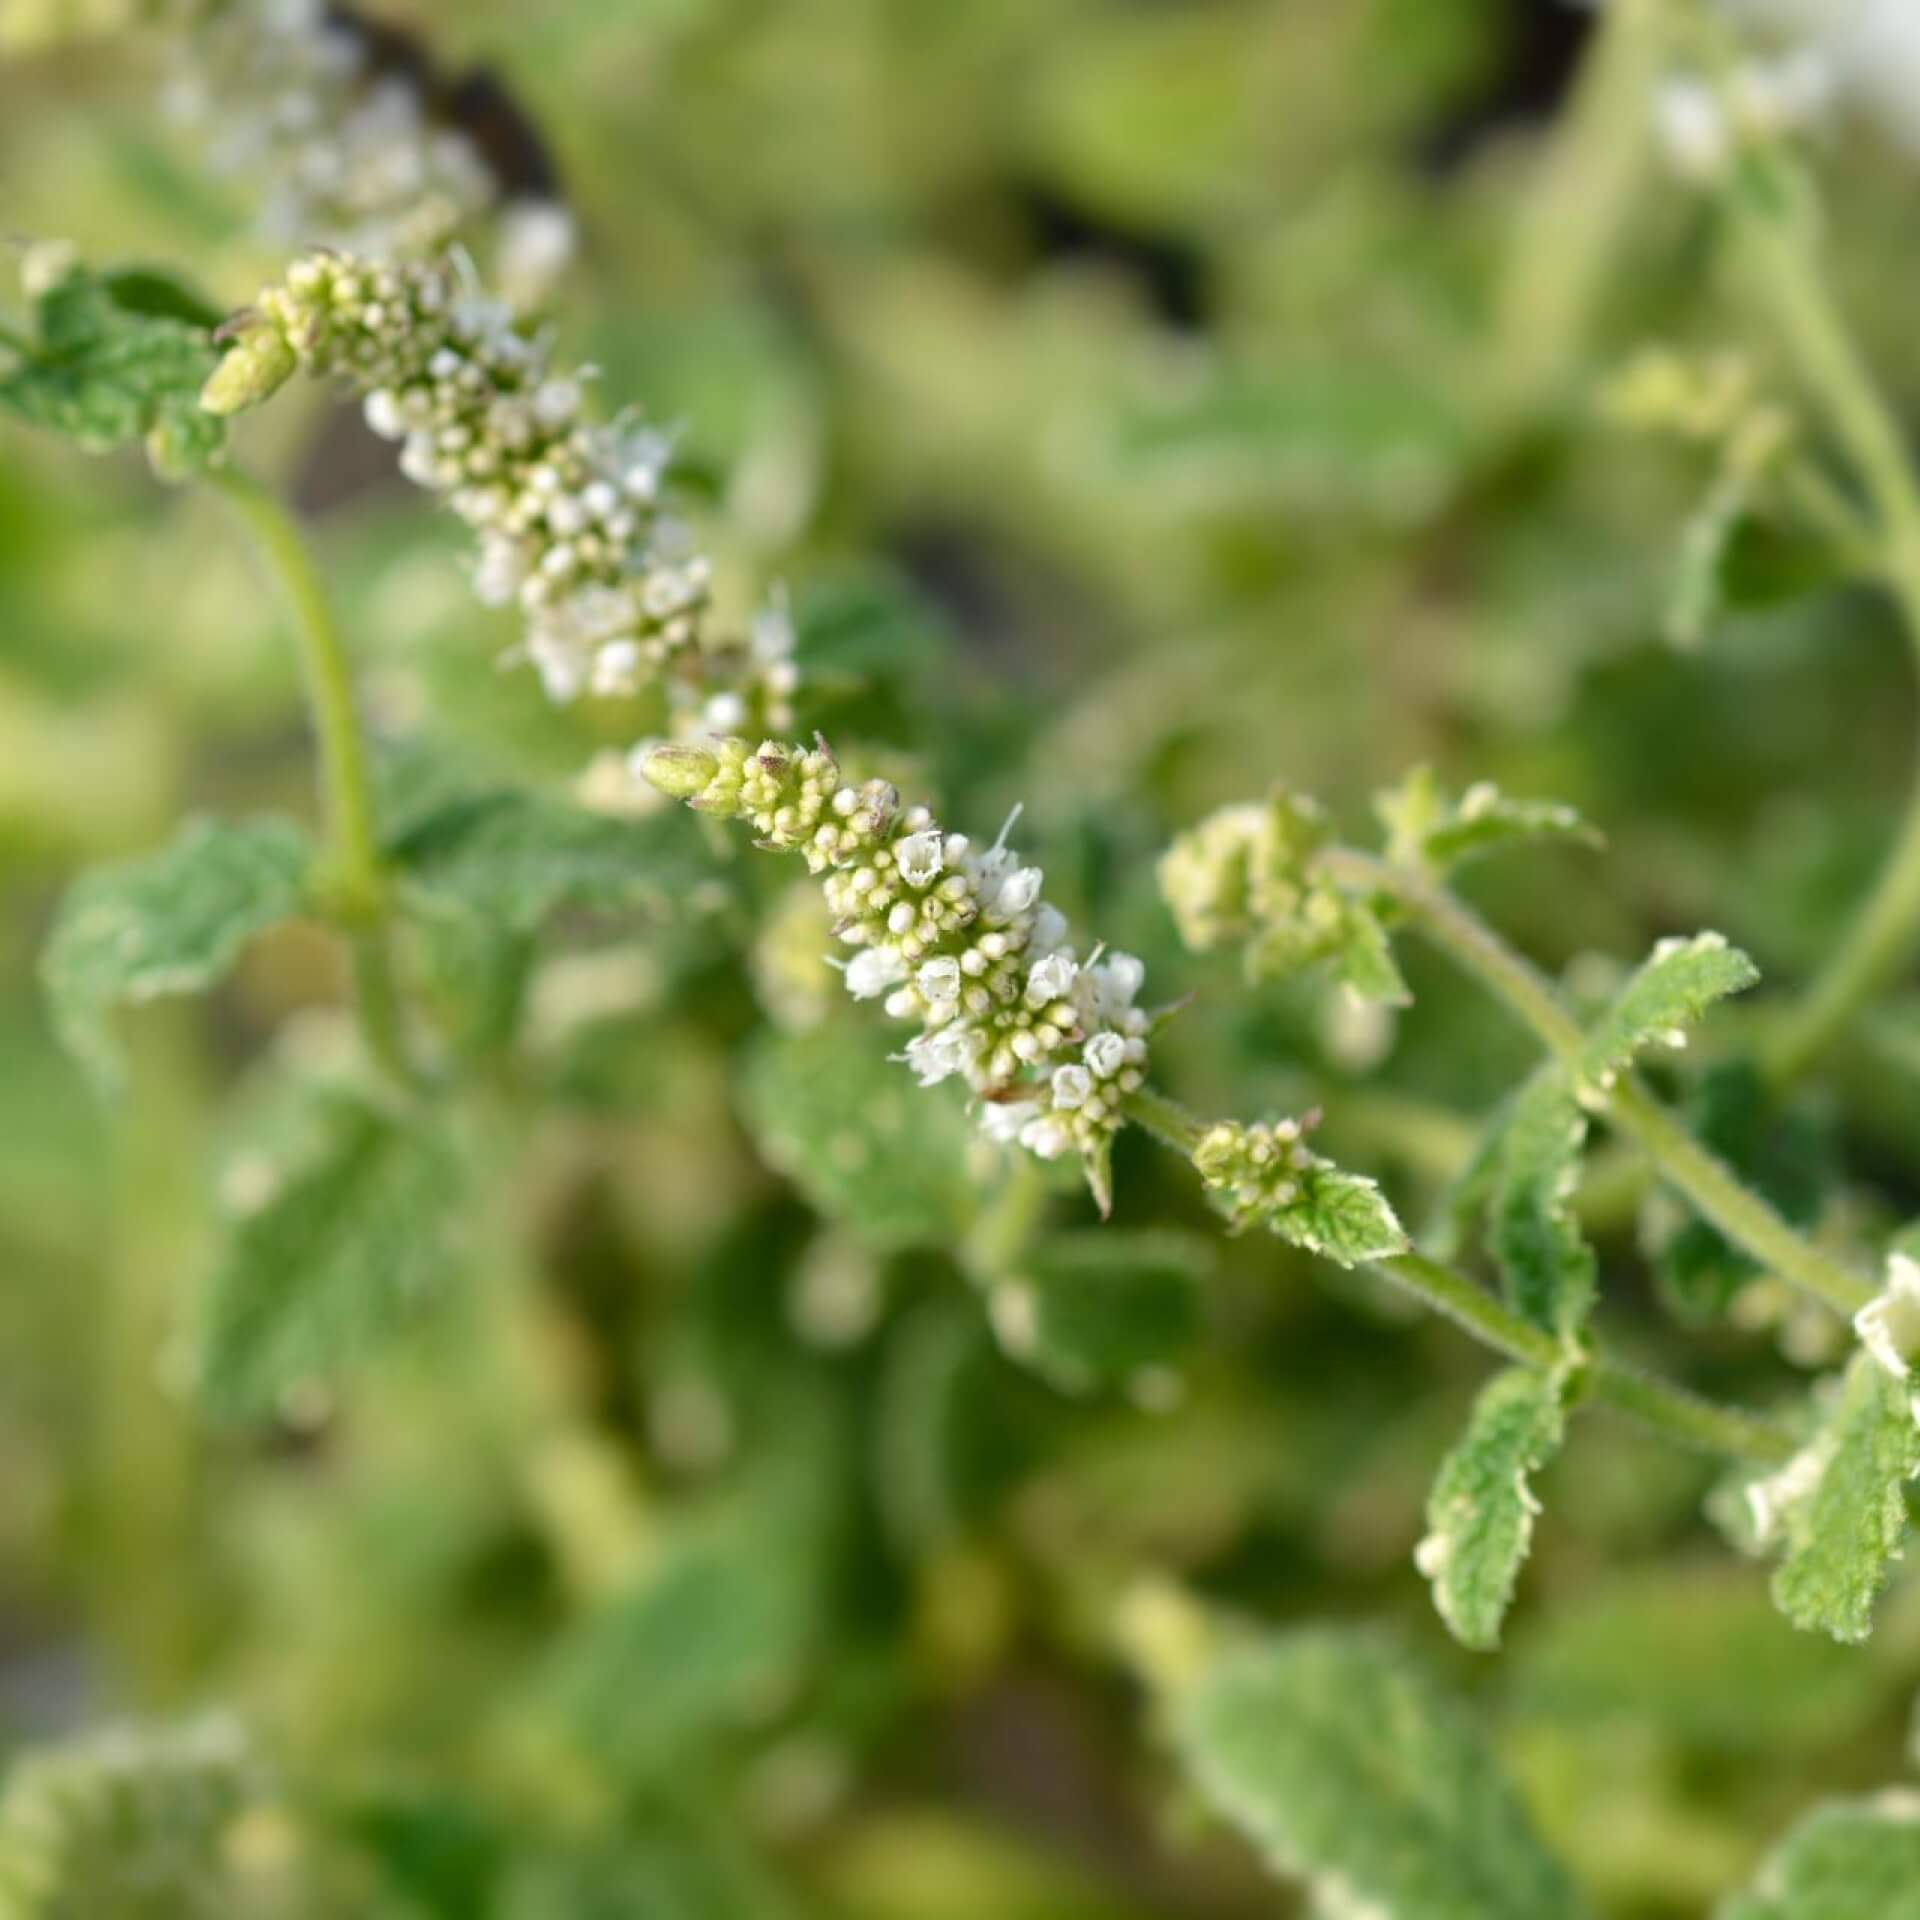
[1019,1115,1073,1159]
[1091,952,1145,1015]
[496,198,578,306]
[917,956,962,1004]
[1025,952,1077,1007]
[1084,1031,1128,1079]
[1030,903,1070,954]
[978,1100,1042,1144]
[363,388,405,439]
[1657,75,1733,179]
[902,1024,979,1088]
[844,947,907,1001]
[997,867,1043,915]
[1856,1251,1920,1379]
[895,831,945,888]
[1051,1064,1093,1110]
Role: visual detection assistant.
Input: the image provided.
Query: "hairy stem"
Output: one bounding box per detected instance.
[1324,849,1872,1315]
[1122,1086,1792,1464]
[213,465,418,1087]
[1738,193,1920,1087]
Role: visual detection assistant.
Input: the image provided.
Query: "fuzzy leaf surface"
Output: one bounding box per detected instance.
[1260,1162,1407,1268]
[739,1022,977,1252]
[0,262,223,474]
[1419,1366,1569,1650]
[1487,1070,1594,1339]
[1772,1355,1920,1643]
[195,1083,467,1418]
[1722,1793,1920,1919]
[41,815,310,1091]
[1171,1628,1584,1920]
[1578,932,1760,1097]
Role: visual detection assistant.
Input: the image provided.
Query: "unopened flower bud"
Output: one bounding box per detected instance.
[200,321,298,416]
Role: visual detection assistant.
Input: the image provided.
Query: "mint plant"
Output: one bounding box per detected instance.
[15,1,1920,1914]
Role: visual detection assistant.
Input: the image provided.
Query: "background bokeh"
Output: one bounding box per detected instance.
[7,3,1920,1914]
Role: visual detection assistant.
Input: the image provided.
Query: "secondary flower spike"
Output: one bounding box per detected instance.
[202,250,710,706]
[641,737,1152,1210]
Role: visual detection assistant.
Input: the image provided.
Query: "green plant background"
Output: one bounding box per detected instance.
[7,3,1920,1915]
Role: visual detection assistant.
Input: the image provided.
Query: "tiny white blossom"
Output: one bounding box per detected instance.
[997,867,1043,915]
[1856,1251,1920,1380]
[1019,1115,1074,1159]
[1026,952,1077,1006]
[917,956,962,1004]
[1051,1064,1093,1111]
[1092,952,1146,1013]
[979,1100,1042,1144]
[1084,1031,1128,1079]
[895,831,945,888]
[844,948,907,1001]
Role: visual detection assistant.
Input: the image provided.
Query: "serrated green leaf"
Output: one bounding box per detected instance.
[194,1083,467,1419]
[1326,895,1411,1006]
[1772,1355,1920,1643]
[1578,932,1760,1099]
[738,1021,977,1252]
[999,1230,1207,1392]
[1380,768,1597,875]
[41,815,311,1091]
[1263,1161,1408,1267]
[0,1717,252,1920]
[1419,1366,1570,1650]
[1722,1793,1920,1920]
[1487,1070,1594,1340]
[1171,1628,1584,1920]
[0,261,223,476]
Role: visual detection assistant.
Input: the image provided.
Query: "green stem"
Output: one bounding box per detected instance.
[1122,1088,1793,1464]
[213,466,385,914]
[1738,192,1920,1086]
[213,464,418,1088]
[1324,849,1873,1315]
[1487,0,1666,418]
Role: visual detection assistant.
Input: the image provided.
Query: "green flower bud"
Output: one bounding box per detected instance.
[642,742,720,800]
[199,321,297,417]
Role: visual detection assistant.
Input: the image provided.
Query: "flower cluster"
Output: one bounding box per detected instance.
[1192,1117,1324,1230]
[1157,794,1324,954]
[203,249,738,709]
[165,0,575,308]
[641,736,1152,1205]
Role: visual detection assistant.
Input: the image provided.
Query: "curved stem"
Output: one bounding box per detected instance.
[1122,1087,1793,1464]
[213,465,385,917]
[213,464,419,1089]
[1487,0,1665,418]
[1738,195,1920,1086]
[1325,849,1873,1315]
